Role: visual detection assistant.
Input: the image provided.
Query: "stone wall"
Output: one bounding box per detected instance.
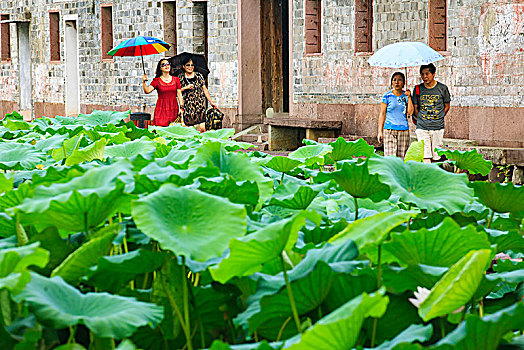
[0,0,237,120]
[291,0,524,147]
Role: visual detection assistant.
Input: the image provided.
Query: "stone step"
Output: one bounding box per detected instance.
[241,133,268,143]
[244,141,268,152]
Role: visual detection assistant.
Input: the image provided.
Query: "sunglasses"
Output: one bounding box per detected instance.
[161,63,170,67]
[184,64,194,67]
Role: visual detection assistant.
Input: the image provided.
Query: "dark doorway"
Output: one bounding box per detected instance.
[261,0,289,113]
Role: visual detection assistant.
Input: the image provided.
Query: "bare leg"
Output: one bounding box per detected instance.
[423,158,432,164]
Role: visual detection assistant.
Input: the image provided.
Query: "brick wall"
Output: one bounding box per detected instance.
[0,0,237,118]
[292,0,524,108]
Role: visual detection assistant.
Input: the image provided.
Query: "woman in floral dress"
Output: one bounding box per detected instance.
[178,58,216,132]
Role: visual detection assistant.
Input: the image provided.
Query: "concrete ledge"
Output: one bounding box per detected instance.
[264,117,342,129]
[317,136,524,166]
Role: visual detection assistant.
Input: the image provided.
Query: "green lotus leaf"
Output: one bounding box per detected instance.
[75,110,131,126]
[209,340,280,350]
[382,264,448,294]
[134,162,220,194]
[50,224,121,285]
[104,139,157,159]
[194,176,260,206]
[86,249,168,293]
[436,148,493,176]
[470,181,524,213]
[404,140,424,163]
[432,303,524,350]
[418,249,492,321]
[269,182,328,210]
[0,143,46,170]
[234,240,358,338]
[4,119,30,131]
[369,156,473,214]
[33,133,69,152]
[191,142,273,208]
[28,226,73,274]
[326,137,374,162]
[13,272,163,339]
[330,159,391,201]
[51,134,85,161]
[322,265,377,313]
[283,290,389,350]
[210,211,320,284]
[65,138,107,166]
[0,173,13,194]
[372,324,433,350]
[329,211,415,251]
[299,219,348,245]
[362,294,426,348]
[150,124,200,139]
[4,110,23,120]
[132,185,247,261]
[263,156,303,173]
[0,242,49,294]
[156,147,197,168]
[200,128,235,140]
[383,218,491,267]
[103,131,131,145]
[486,229,524,252]
[288,144,332,166]
[15,162,134,232]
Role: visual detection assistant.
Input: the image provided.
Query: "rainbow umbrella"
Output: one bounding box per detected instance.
[107,36,171,74]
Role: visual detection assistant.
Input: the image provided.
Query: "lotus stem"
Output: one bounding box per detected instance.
[84,211,89,236]
[377,244,382,288]
[0,291,12,326]
[280,253,302,334]
[276,316,292,342]
[439,317,446,338]
[67,325,75,344]
[371,318,378,347]
[479,300,484,318]
[161,270,191,349]
[181,256,193,350]
[486,210,494,229]
[73,133,84,151]
[354,197,359,221]
[186,271,205,349]
[280,172,285,185]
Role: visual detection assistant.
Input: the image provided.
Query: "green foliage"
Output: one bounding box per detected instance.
[470,181,524,213]
[0,112,519,349]
[369,156,474,214]
[404,140,424,163]
[13,273,163,339]
[436,148,493,175]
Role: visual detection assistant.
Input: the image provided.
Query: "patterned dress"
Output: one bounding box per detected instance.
[178,72,207,126]
[151,76,181,127]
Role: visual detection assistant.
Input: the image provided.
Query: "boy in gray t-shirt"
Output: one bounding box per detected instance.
[412,63,451,163]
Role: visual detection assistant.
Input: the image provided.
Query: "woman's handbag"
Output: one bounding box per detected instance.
[205,108,224,130]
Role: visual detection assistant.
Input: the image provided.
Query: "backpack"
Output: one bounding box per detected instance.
[205,108,224,131]
[412,84,423,126]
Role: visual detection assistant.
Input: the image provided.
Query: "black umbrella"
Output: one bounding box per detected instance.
[168,52,210,78]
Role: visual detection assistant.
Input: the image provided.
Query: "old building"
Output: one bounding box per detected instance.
[1,0,523,147]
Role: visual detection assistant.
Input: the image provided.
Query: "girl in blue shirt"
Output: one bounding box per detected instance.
[377,72,414,159]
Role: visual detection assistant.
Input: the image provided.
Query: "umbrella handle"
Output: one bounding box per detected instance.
[140,46,146,76]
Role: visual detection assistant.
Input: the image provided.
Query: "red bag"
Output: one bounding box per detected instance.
[412,84,421,126]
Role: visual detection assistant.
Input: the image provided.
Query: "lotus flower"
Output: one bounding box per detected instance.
[409,286,465,314]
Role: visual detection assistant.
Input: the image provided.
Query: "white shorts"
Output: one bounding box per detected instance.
[415,128,444,160]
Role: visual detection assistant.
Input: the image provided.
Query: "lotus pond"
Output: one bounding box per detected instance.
[0,110,523,350]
